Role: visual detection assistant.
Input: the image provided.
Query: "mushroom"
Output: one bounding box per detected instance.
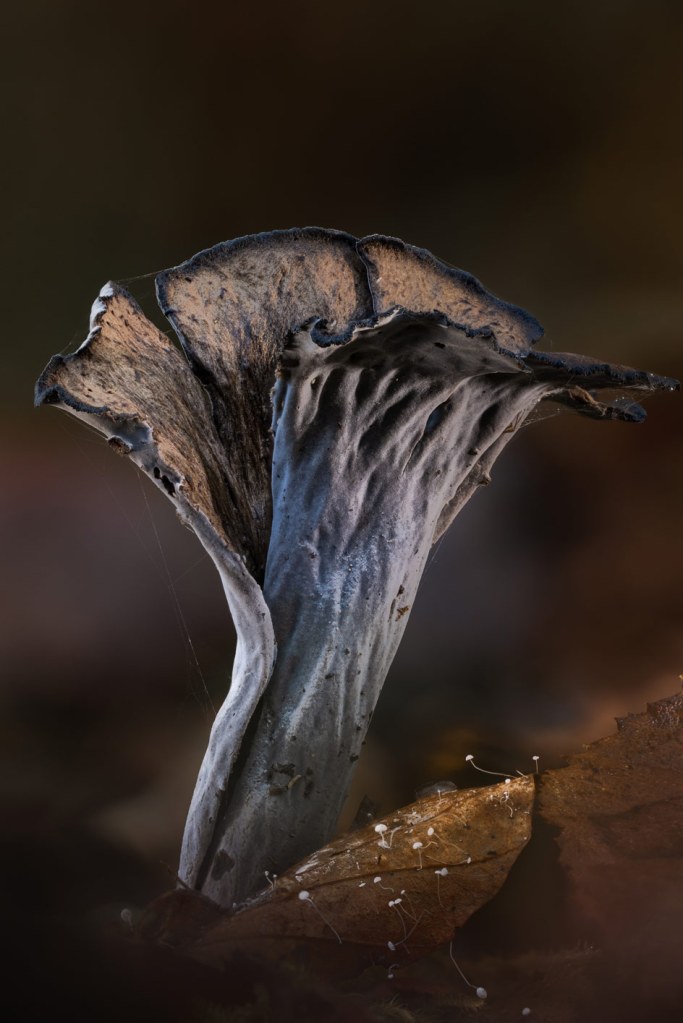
[35,228,678,907]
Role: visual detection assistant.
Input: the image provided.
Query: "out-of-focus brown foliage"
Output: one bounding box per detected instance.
[539,689,683,1005]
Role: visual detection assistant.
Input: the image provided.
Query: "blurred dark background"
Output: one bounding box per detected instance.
[1,0,681,1015]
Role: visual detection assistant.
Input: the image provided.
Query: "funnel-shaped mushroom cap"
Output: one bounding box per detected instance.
[35,229,678,905]
[36,228,676,580]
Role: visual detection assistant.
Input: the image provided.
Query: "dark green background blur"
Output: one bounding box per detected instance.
[1,0,681,986]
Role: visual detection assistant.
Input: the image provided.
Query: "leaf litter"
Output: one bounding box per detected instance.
[140,776,534,971]
[131,690,683,1021]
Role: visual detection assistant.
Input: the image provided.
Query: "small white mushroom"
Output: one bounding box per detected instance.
[298,889,342,943]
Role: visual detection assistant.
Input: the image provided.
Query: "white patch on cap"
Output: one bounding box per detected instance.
[76,283,116,352]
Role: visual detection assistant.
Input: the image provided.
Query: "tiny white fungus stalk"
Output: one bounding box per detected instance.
[449,940,488,1000]
[297,889,342,944]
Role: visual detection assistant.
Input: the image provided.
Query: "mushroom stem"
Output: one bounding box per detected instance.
[185,318,553,903]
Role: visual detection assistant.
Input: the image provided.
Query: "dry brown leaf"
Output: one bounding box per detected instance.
[140,776,533,970]
[539,690,683,1000]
